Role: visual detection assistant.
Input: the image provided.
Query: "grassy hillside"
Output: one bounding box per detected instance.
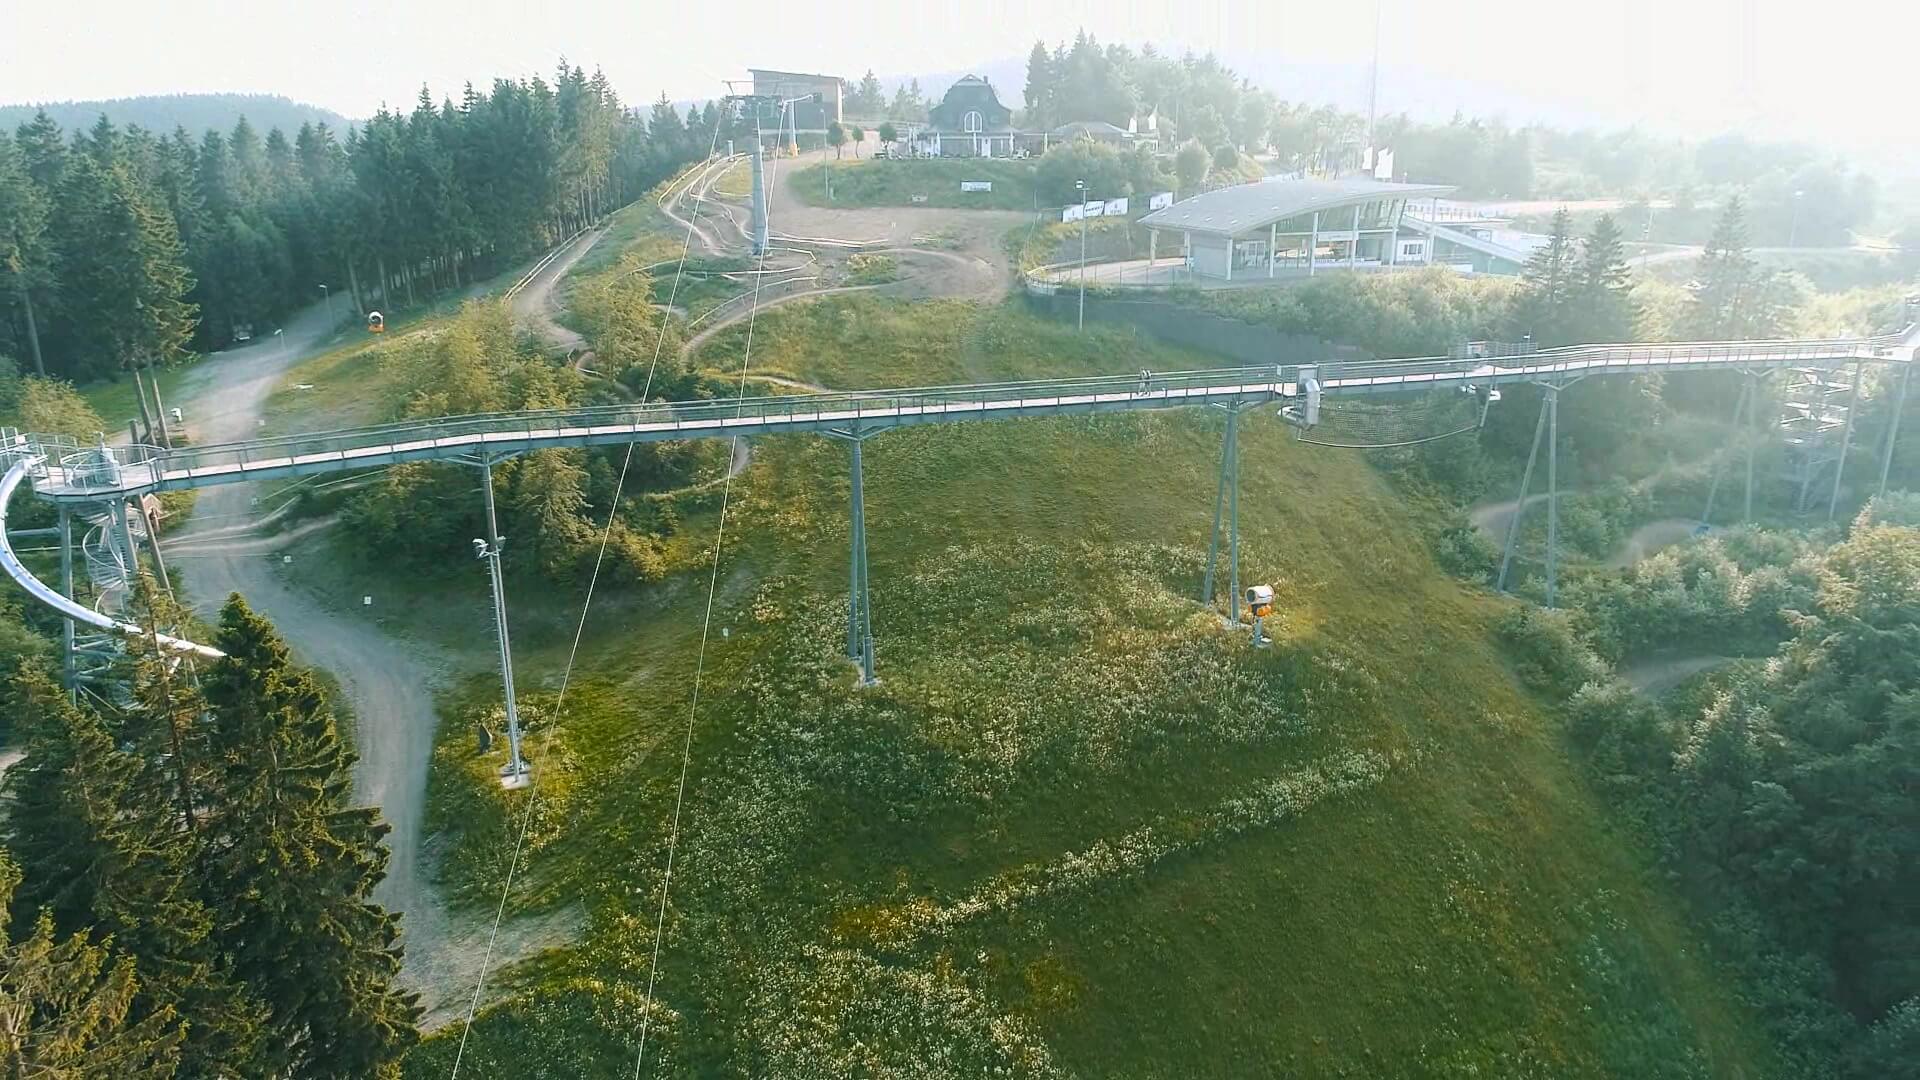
[792,159,1038,210]
[401,295,1779,1076]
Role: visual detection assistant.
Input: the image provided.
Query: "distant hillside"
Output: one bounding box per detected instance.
[0,93,353,137]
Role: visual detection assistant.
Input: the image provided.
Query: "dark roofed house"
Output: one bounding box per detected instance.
[926,75,1016,157]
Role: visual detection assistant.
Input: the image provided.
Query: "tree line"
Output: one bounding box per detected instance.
[0,61,717,387]
[0,590,417,1076]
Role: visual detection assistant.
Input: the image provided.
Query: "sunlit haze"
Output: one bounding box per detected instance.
[3,0,1915,156]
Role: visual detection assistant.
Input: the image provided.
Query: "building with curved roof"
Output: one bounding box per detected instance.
[1137,177,1456,280]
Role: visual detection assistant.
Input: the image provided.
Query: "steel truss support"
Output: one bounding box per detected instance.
[476,456,530,788]
[1878,361,1912,502]
[826,428,880,686]
[1496,383,1563,605]
[1201,402,1257,623]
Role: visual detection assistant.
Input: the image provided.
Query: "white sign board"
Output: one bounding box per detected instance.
[1062,204,1084,223]
[960,180,993,192]
[1149,191,1174,211]
[1082,200,1106,219]
[1104,197,1129,217]
[910,194,929,204]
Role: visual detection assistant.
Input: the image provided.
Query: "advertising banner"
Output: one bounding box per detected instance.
[1149,191,1174,211]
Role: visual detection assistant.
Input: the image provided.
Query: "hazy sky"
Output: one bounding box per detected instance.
[3,0,1913,149]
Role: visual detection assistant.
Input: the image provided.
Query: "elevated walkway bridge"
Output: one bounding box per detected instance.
[4,332,1914,682]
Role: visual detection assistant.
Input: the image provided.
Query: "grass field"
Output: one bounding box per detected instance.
[398,293,1782,1076]
[791,158,1039,210]
[79,361,197,436]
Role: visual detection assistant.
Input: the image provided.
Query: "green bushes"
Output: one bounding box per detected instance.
[1497,606,1609,696]
[1186,268,1519,359]
[790,159,1037,210]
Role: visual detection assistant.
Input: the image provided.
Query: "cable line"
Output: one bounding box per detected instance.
[448,108,728,1078]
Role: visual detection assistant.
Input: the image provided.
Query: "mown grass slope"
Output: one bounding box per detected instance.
[791,158,1038,210]
[403,296,1779,1077]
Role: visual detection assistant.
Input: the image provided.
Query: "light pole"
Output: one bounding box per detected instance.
[1788,189,1804,247]
[273,327,286,361]
[1076,178,1088,332]
[319,284,333,326]
[474,461,529,788]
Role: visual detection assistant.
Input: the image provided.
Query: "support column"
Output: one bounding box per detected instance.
[111,497,139,591]
[140,499,175,599]
[1308,212,1319,277]
[1228,413,1242,624]
[1268,222,1277,278]
[1202,406,1239,615]
[1546,386,1560,607]
[1701,377,1750,526]
[1148,229,1157,283]
[1828,361,1862,521]
[749,130,769,257]
[478,458,529,788]
[1746,373,1761,522]
[1350,204,1361,268]
[1496,392,1551,592]
[1877,361,1912,501]
[847,435,875,686]
[58,506,75,692]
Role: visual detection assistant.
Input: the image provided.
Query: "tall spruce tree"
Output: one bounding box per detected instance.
[0,138,53,375]
[1024,42,1056,126]
[0,850,184,1076]
[1512,206,1577,345]
[201,596,420,1077]
[1685,195,1785,339]
[1573,213,1636,343]
[3,666,268,1077]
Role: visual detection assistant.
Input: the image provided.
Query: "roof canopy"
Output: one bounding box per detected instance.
[1138,178,1456,238]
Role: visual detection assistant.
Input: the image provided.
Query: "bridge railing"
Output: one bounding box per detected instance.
[128,365,1290,479]
[26,333,1913,492]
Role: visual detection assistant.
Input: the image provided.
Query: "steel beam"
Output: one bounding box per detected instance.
[1702,377,1750,526]
[1828,361,1862,521]
[1878,361,1912,501]
[478,457,529,788]
[1496,392,1550,593]
[58,506,75,693]
[1545,386,1560,607]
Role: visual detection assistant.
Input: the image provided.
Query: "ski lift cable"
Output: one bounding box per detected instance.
[448,107,730,1079]
[630,100,792,1080]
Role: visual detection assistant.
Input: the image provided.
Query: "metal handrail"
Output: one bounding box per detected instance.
[20,334,1915,494]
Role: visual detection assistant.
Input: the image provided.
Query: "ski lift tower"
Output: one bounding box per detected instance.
[726,90,823,257]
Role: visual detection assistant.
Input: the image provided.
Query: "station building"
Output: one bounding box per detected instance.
[748,68,844,133]
[1136,178,1456,280]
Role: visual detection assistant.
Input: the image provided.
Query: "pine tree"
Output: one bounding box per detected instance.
[1573,213,1636,344]
[0,850,184,1076]
[1513,206,1577,345]
[1024,42,1056,127]
[1685,195,1785,339]
[3,666,269,1076]
[55,152,197,381]
[201,597,420,1077]
[0,137,53,375]
[852,70,884,118]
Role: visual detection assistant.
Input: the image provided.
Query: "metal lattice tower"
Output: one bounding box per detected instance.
[1779,362,1861,515]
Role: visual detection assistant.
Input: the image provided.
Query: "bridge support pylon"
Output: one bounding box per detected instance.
[1877,361,1912,502]
[1201,402,1258,624]
[473,455,530,789]
[1702,372,1762,527]
[1495,383,1563,606]
[827,428,879,686]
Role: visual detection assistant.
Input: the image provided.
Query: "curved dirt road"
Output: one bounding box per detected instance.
[164,301,460,991]
[510,227,608,357]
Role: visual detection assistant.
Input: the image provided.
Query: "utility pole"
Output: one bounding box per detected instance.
[474,458,529,789]
[1076,178,1089,332]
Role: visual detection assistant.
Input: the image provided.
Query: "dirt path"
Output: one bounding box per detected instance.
[510,227,607,358]
[165,296,573,1021]
[1622,653,1731,697]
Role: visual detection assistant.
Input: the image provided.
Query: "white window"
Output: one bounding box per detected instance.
[962,110,984,133]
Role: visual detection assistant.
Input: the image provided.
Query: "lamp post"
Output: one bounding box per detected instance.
[273,327,286,361]
[1076,178,1089,332]
[1788,189,1805,247]
[319,283,333,326]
